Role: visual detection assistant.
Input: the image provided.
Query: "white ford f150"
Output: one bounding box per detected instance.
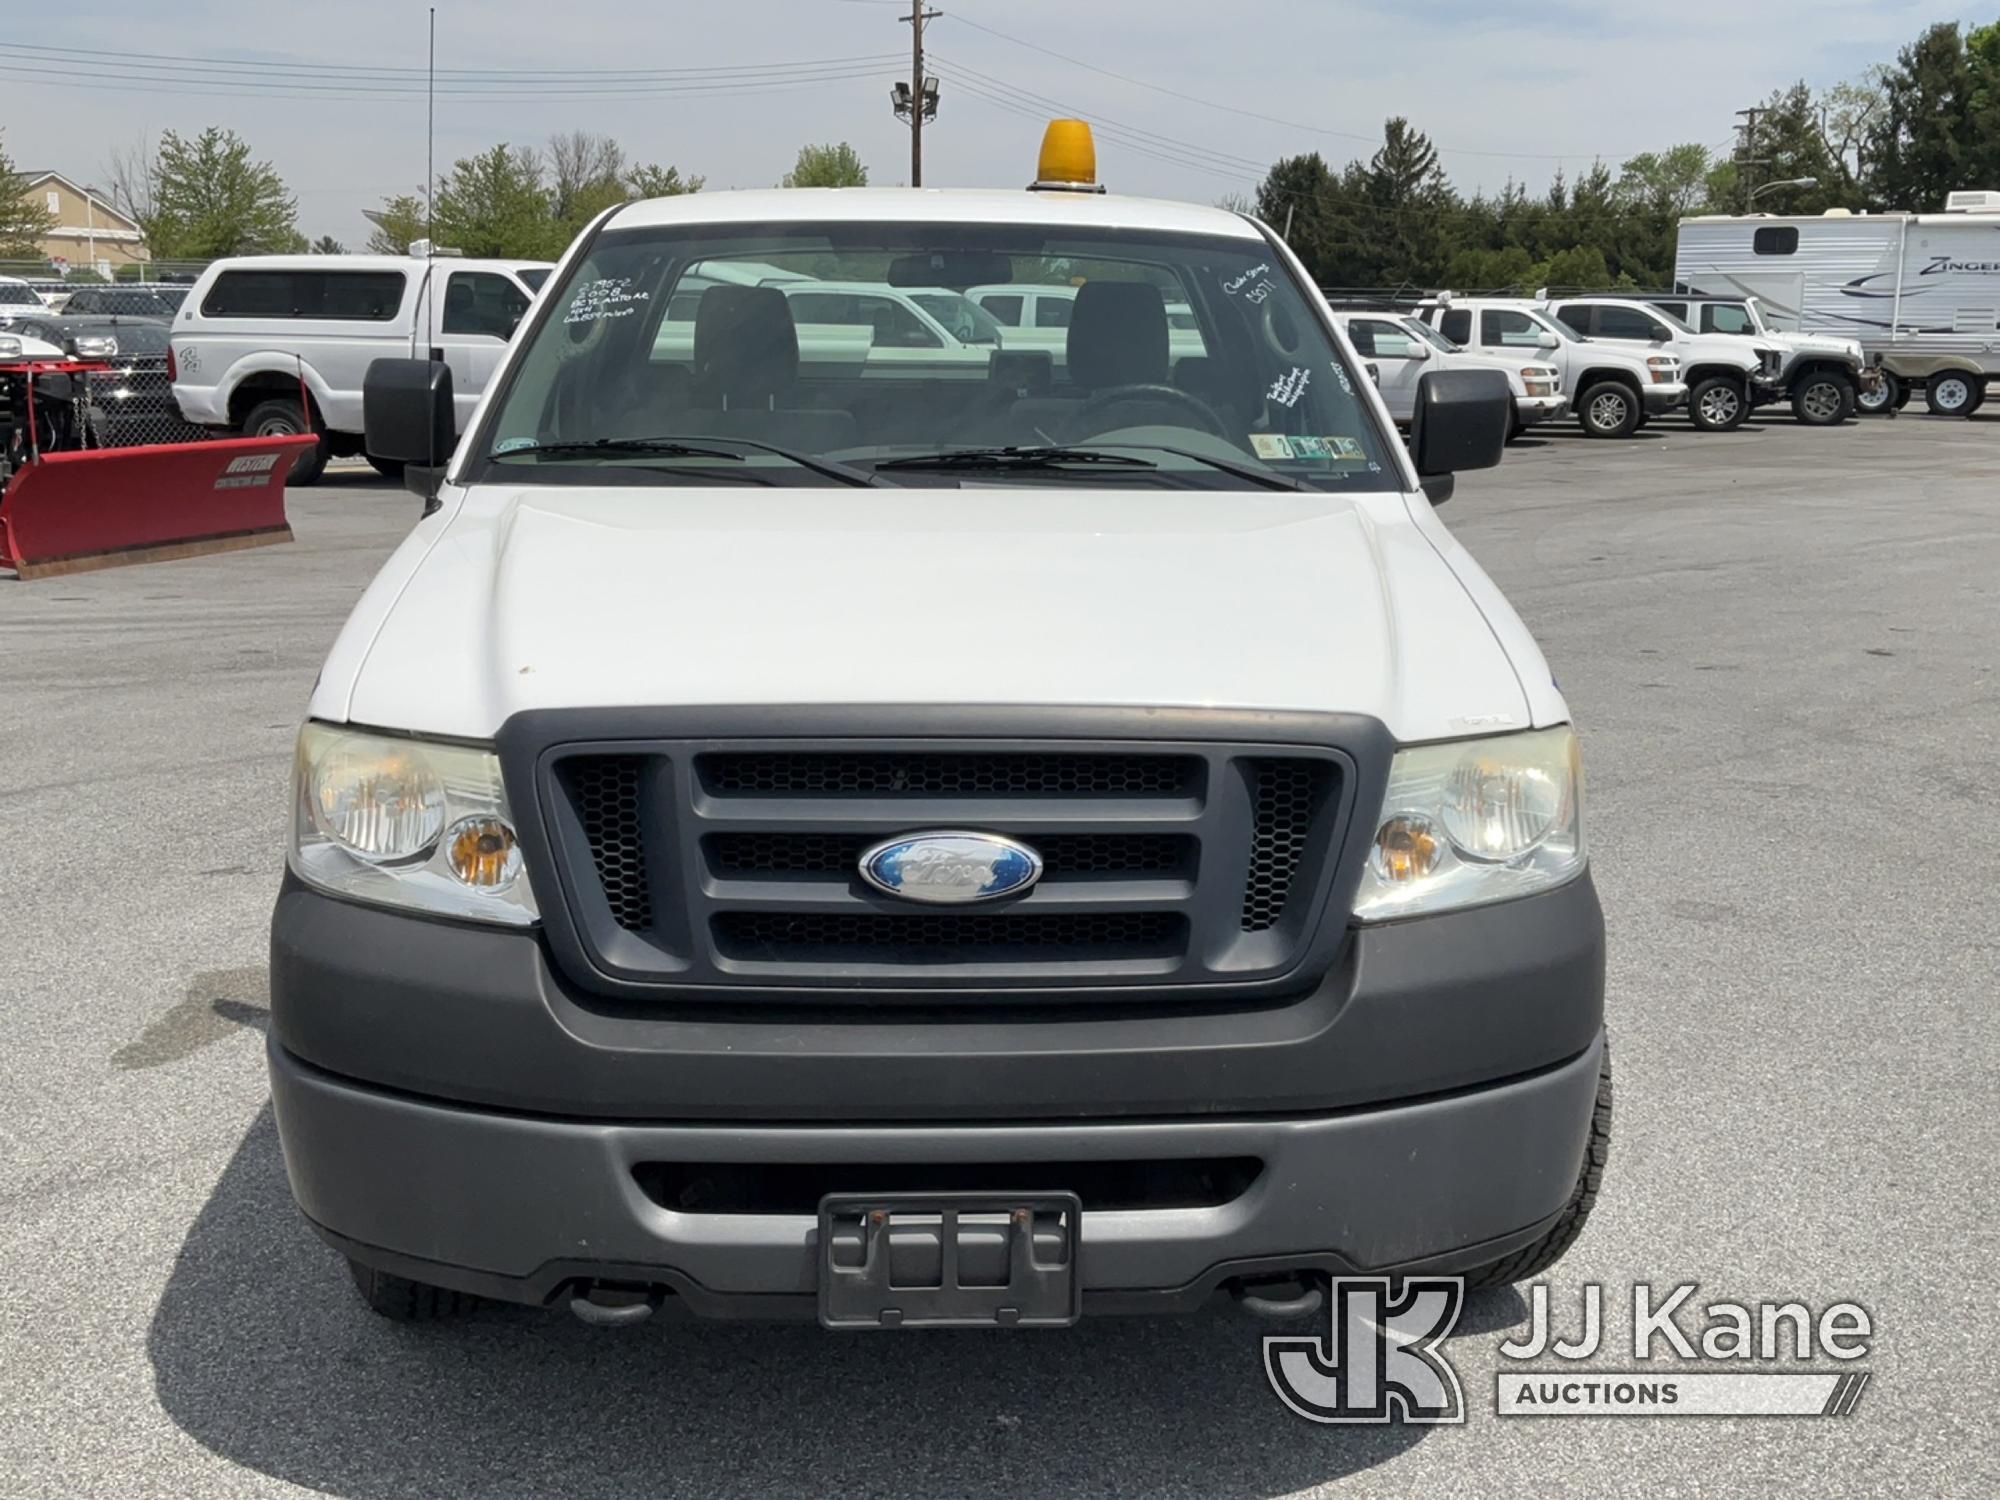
[270,125,1610,1332]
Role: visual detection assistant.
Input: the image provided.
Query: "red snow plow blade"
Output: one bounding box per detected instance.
[0,435,313,580]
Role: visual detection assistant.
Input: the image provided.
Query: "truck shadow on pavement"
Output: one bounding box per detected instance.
[148,1109,1526,1499]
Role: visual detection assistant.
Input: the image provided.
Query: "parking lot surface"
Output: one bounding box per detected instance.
[2,416,1995,1498]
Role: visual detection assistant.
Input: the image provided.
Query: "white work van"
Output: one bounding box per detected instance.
[1676,198,2000,416]
[1329,309,1563,433]
[271,129,1610,1332]
[1417,295,1686,437]
[169,251,552,483]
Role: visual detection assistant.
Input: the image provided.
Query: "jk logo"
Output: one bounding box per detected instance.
[1264,1277,1467,1424]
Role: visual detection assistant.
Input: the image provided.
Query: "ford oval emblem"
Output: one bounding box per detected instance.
[858,831,1044,905]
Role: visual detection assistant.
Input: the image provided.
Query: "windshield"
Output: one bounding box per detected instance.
[0,284,40,306]
[909,290,1003,345]
[1402,317,1459,353]
[476,220,1399,492]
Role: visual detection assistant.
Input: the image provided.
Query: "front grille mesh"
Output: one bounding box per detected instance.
[714,910,1183,960]
[701,752,1200,798]
[707,831,1193,878]
[1241,760,1332,932]
[565,756,653,931]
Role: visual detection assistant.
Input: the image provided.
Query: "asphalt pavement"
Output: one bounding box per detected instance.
[1,413,1995,1498]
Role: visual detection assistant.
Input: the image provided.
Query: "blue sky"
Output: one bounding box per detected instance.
[3,0,1988,242]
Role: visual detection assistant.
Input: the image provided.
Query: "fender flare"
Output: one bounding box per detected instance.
[215,354,337,427]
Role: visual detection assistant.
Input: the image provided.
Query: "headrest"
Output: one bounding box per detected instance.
[693,285,799,403]
[1067,282,1168,390]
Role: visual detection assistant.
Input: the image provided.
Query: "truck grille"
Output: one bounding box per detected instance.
[534,733,1358,995]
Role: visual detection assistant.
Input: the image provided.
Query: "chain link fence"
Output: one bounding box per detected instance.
[77,358,209,448]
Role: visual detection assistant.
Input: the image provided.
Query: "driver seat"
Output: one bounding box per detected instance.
[1067,282,1169,391]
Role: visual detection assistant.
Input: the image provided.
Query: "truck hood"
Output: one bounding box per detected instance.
[1773,331,1864,364]
[1676,333,1766,369]
[337,485,1533,744]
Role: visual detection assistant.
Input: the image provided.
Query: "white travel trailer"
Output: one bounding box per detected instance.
[1675,195,2000,415]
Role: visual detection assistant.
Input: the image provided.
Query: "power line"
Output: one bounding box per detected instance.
[0,41,903,81]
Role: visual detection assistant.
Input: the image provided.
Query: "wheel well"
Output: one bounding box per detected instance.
[1578,368,1641,396]
[227,374,319,429]
[1683,364,1749,388]
[1790,361,1854,383]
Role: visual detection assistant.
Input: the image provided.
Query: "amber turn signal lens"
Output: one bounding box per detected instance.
[446,816,522,888]
[1373,814,1441,884]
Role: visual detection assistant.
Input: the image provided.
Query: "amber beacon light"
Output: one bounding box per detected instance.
[1031,120,1107,193]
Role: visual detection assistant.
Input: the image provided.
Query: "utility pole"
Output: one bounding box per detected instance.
[895,7,942,186]
[1734,106,1765,213]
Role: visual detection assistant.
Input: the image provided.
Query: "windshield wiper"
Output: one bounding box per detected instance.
[1101,443,1317,493]
[495,434,883,488]
[873,446,1159,475]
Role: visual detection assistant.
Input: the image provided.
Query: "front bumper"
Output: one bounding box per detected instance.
[1512,394,1567,427]
[1643,381,1687,414]
[268,868,1605,1316]
[271,1030,1606,1316]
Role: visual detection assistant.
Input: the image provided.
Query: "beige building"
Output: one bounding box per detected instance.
[15,170,149,273]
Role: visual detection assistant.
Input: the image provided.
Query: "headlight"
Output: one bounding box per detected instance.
[73,335,117,358]
[289,723,538,925]
[1353,726,1584,921]
[1646,356,1678,384]
[0,336,21,358]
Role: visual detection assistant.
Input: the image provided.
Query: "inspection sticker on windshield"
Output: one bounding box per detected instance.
[1290,436,1330,459]
[1250,434,1296,460]
[1327,436,1365,460]
[1267,367,1311,407]
[565,277,650,325]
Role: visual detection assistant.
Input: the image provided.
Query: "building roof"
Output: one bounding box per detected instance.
[16,171,140,232]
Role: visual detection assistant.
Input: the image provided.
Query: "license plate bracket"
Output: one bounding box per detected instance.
[817,1191,1081,1330]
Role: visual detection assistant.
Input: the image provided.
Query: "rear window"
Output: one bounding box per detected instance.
[0,283,40,306]
[200,270,407,320]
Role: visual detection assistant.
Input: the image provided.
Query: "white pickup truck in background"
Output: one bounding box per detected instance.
[1329,309,1564,434]
[170,251,552,483]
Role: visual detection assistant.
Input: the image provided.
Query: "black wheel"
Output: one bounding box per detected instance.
[1924,373,1980,417]
[1791,371,1852,426]
[1461,1040,1613,1292]
[346,1257,478,1321]
[1855,371,1899,415]
[1576,381,1640,439]
[365,453,406,480]
[1688,375,1749,432]
[241,397,328,485]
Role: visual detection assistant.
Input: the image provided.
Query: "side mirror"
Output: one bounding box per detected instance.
[1403,343,1432,361]
[1409,368,1511,505]
[1536,330,1560,350]
[363,358,455,510]
[1649,324,1674,342]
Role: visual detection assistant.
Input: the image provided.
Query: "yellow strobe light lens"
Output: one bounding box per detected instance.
[446,817,523,888]
[1037,119,1098,186]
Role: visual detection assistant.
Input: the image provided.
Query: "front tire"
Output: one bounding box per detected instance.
[1577,381,1641,439]
[1688,375,1749,432]
[1791,371,1852,426]
[1461,1040,1613,1291]
[1924,373,1981,417]
[346,1258,477,1322]
[241,397,328,486]
[365,454,406,480]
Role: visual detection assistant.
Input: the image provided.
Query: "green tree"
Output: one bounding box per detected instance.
[625,162,703,200]
[782,142,867,188]
[146,127,301,258]
[1615,144,1715,218]
[1255,153,1337,279]
[0,131,55,257]
[1355,118,1456,287]
[1867,22,1978,210]
[364,193,427,255]
[311,234,346,255]
[432,144,558,258]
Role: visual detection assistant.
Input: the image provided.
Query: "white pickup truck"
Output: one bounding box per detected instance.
[169,251,552,483]
[1329,309,1564,434]
[271,128,1610,1332]
[1543,295,1784,432]
[1417,296,1686,438]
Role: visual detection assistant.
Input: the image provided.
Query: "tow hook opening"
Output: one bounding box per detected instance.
[1227,1272,1328,1322]
[567,1281,666,1327]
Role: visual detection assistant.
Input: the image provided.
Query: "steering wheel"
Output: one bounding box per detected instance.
[1063,383,1230,441]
